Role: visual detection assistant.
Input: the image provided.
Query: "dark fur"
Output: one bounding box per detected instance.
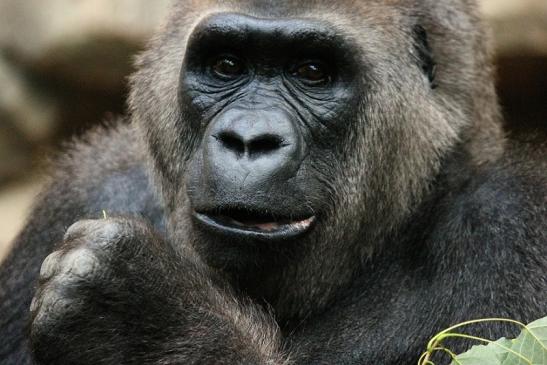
[1,0,546,364]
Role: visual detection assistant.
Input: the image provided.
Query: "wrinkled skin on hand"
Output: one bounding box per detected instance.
[31,218,235,364]
[30,218,284,365]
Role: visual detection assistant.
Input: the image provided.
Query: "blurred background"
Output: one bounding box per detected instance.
[0,0,546,261]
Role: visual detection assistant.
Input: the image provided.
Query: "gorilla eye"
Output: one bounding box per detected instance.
[293,62,330,85]
[211,56,245,80]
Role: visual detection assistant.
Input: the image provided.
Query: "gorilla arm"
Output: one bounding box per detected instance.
[29,217,288,365]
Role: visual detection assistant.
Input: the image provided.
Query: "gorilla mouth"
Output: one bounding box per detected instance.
[193,208,316,241]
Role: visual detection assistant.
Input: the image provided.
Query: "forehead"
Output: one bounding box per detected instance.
[190,12,342,43]
[185,12,358,62]
[175,0,415,24]
[170,0,428,50]
[209,0,409,13]
[165,0,477,61]
[173,0,476,26]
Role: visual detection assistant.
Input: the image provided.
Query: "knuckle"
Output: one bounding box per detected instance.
[29,292,41,314]
[64,219,130,250]
[31,287,68,325]
[64,219,96,241]
[39,250,63,281]
[60,248,101,279]
[94,219,126,242]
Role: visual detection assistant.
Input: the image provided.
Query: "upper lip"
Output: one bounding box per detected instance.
[192,207,316,241]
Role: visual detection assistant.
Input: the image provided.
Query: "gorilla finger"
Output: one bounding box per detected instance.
[59,248,103,280]
[39,250,63,282]
[64,219,129,249]
[31,289,79,337]
[63,219,100,241]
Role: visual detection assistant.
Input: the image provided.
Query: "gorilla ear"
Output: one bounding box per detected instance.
[413,25,438,89]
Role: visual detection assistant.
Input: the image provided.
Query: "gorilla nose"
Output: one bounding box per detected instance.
[204,109,304,191]
[215,131,285,159]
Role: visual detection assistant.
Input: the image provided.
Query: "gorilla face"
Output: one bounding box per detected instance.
[132,0,489,283]
[180,13,360,242]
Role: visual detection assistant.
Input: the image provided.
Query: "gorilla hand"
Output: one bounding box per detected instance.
[29,218,285,365]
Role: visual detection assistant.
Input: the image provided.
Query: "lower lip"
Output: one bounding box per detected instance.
[192,212,316,241]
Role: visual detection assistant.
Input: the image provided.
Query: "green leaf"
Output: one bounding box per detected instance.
[502,317,547,365]
[449,338,512,365]
[447,317,547,365]
[449,343,499,365]
[493,338,513,363]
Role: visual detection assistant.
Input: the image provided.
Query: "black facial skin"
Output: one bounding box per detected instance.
[0,1,545,365]
[182,14,359,243]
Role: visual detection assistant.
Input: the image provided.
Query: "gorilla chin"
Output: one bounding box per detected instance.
[192,210,316,241]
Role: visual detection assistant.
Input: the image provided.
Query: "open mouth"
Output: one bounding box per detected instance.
[193,208,316,241]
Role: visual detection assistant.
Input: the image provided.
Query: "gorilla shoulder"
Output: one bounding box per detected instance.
[41,122,165,233]
[445,138,546,245]
[473,140,546,212]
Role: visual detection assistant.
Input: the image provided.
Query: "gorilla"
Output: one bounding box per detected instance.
[0,0,545,364]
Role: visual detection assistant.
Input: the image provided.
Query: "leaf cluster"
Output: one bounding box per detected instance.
[418,317,547,365]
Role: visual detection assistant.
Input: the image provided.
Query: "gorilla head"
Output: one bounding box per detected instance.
[130,0,502,318]
[181,13,360,241]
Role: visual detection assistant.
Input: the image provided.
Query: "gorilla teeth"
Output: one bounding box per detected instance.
[226,215,315,232]
[290,217,315,231]
[253,222,281,231]
[199,207,316,234]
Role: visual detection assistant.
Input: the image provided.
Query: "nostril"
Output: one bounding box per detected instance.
[248,135,283,156]
[217,132,245,155]
[215,132,286,157]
